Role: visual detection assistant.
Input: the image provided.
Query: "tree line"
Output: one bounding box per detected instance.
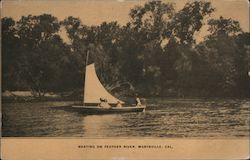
[2,1,249,98]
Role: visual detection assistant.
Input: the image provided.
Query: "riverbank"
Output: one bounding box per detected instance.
[1,91,81,103]
[2,90,249,104]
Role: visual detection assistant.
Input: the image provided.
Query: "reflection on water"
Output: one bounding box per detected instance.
[83,114,123,137]
[2,99,250,137]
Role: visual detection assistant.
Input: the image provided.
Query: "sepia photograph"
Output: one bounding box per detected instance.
[1,0,249,159]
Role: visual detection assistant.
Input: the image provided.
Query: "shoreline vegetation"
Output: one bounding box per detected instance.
[2,1,249,100]
[2,91,249,104]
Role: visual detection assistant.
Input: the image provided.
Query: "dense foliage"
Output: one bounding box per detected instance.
[2,1,249,98]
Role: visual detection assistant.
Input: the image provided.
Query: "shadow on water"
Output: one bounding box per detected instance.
[50,105,146,116]
[50,105,125,116]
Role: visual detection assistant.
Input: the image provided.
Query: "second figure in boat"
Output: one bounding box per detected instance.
[116,101,122,108]
[135,94,142,107]
[99,98,111,109]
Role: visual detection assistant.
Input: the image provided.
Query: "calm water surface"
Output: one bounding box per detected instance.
[2,99,250,137]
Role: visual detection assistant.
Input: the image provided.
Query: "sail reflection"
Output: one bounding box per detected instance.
[82,114,124,137]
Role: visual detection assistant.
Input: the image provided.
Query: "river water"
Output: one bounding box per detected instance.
[2,99,249,137]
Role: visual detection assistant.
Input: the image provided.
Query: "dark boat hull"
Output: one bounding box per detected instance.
[71,105,146,114]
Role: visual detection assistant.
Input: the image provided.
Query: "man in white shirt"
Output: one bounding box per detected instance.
[135,94,142,106]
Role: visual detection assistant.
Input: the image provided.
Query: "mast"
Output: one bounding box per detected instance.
[83,50,89,105]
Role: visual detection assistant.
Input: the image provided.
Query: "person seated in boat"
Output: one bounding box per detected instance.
[116,101,122,108]
[98,98,105,107]
[99,98,111,109]
[103,99,111,108]
[135,94,142,107]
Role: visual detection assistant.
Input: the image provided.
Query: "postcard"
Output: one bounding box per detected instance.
[1,0,249,159]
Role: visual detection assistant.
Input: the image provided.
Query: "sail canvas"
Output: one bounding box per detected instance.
[84,63,124,104]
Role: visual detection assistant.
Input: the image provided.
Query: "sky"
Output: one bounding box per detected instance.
[2,0,249,41]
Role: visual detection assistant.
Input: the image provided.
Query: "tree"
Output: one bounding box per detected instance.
[208,16,242,38]
[16,14,63,97]
[171,1,214,45]
[126,1,176,95]
[232,32,250,97]
[60,16,89,93]
[157,1,214,96]
[2,17,22,91]
[2,1,249,99]
[194,16,246,97]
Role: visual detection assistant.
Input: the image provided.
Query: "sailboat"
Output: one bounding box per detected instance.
[72,53,146,114]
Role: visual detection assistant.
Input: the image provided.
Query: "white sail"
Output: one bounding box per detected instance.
[84,63,124,104]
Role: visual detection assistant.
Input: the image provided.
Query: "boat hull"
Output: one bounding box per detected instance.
[71,105,146,114]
